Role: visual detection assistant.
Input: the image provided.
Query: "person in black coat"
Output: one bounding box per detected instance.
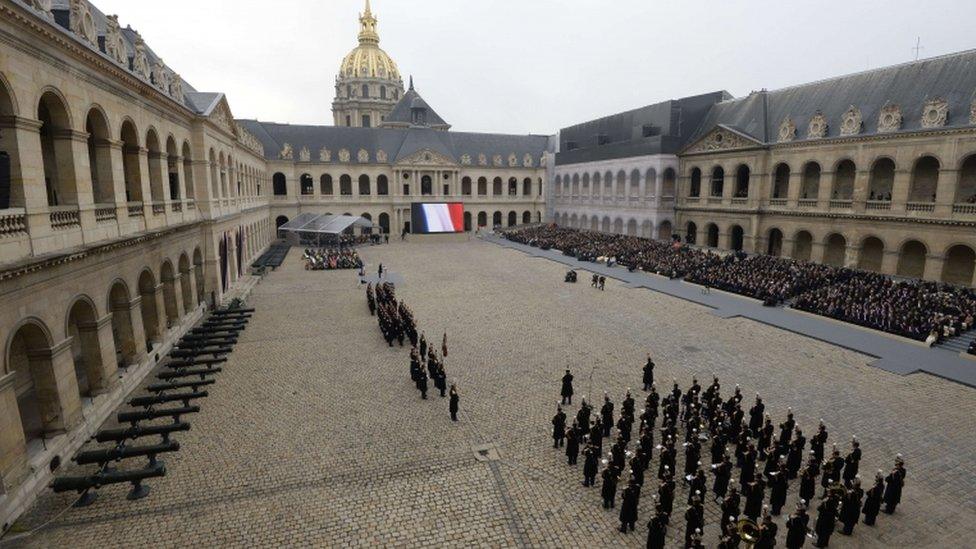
[813,493,839,548]
[839,477,863,535]
[748,395,765,436]
[799,464,817,507]
[582,444,600,486]
[842,438,861,486]
[601,394,614,438]
[601,465,619,508]
[862,471,884,525]
[619,480,641,532]
[810,421,828,464]
[712,453,733,502]
[786,501,810,549]
[658,475,676,516]
[787,428,806,479]
[566,425,580,465]
[418,371,428,399]
[684,497,704,548]
[769,463,789,516]
[561,369,574,405]
[720,486,741,535]
[883,455,906,514]
[449,384,459,421]
[552,406,566,448]
[645,504,669,549]
[642,354,655,391]
[743,476,766,522]
[757,509,778,549]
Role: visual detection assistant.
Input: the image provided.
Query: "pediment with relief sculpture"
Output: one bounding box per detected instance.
[683,126,762,154]
[395,149,457,167]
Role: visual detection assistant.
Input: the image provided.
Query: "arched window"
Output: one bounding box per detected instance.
[340,174,352,195]
[0,80,17,209]
[359,174,371,195]
[380,86,387,100]
[377,174,389,195]
[38,91,75,206]
[909,156,940,202]
[801,162,821,199]
[182,142,195,200]
[508,177,518,196]
[320,174,333,195]
[421,175,432,195]
[689,168,701,197]
[957,155,976,203]
[772,164,790,199]
[734,165,750,198]
[362,84,369,98]
[492,177,502,195]
[869,158,895,201]
[300,174,313,195]
[662,168,675,197]
[523,177,532,196]
[629,169,640,197]
[710,167,724,197]
[85,108,114,204]
[477,177,487,196]
[272,173,287,196]
[462,177,472,195]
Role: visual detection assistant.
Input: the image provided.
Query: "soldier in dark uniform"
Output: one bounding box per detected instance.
[449,384,459,421]
[861,470,884,526]
[718,518,741,549]
[842,438,861,486]
[619,479,641,532]
[645,503,669,549]
[748,395,765,436]
[688,467,707,504]
[799,464,817,506]
[839,476,863,535]
[617,412,633,444]
[582,443,599,486]
[813,493,839,548]
[758,415,774,462]
[577,397,592,431]
[566,424,580,465]
[787,428,806,479]
[622,389,635,418]
[769,461,789,516]
[720,486,741,535]
[659,440,676,481]
[743,476,766,522]
[601,465,619,508]
[418,370,428,399]
[589,417,603,452]
[642,354,654,391]
[740,443,757,491]
[552,406,566,448]
[561,369,574,405]
[785,500,810,549]
[419,332,428,358]
[712,453,733,502]
[757,509,778,549]
[810,420,828,464]
[684,497,704,548]
[366,283,376,315]
[883,454,906,514]
[778,408,796,447]
[659,473,676,516]
[683,439,701,482]
[601,394,614,437]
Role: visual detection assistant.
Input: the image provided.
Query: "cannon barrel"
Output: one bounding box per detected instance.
[146,379,214,393]
[129,391,208,408]
[165,357,227,368]
[117,406,200,424]
[95,422,189,443]
[50,463,166,501]
[212,307,255,314]
[73,440,180,466]
[157,367,221,380]
[169,347,231,358]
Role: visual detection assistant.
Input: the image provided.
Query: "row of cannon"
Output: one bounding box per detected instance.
[49,305,255,506]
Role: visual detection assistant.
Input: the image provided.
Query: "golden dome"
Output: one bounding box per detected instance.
[338,0,401,83]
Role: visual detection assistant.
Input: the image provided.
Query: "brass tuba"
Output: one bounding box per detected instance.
[737,517,761,547]
[827,482,849,500]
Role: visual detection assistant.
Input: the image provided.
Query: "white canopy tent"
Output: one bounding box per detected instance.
[277,214,374,246]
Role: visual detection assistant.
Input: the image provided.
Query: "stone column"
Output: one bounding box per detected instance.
[172,274,187,319]
[0,372,29,492]
[809,242,827,264]
[113,296,148,365]
[718,232,730,250]
[1,117,53,242]
[934,168,957,217]
[890,168,911,212]
[150,284,167,340]
[28,339,83,433]
[786,171,802,207]
[77,314,119,394]
[843,245,860,269]
[818,170,834,210]
[106,139,129,223]
[923,254,945,282]
[880,250,900,276]
[851,169,870,213]
[137,147,154,218]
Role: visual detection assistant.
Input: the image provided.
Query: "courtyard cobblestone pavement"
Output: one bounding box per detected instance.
[5,239,976,548]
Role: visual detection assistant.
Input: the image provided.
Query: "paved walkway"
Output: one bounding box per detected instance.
[485,234,976,388]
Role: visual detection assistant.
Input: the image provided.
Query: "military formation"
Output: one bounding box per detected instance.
[551,357,907,548]
[366,280,458,419]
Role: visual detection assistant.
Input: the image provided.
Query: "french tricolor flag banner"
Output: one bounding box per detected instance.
[412,202,465,233]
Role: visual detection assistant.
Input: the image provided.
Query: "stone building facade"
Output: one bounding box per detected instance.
[0,0,273,526]
[674,51,976,286]
[550,93,728,240]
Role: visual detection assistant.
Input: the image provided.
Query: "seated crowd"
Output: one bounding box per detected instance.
[501,225,976,343]
[303,248,363,270]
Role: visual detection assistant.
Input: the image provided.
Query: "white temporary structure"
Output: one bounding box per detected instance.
[277,214,374,246]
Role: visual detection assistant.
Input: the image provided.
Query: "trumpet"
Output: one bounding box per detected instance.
[737,517,761,547]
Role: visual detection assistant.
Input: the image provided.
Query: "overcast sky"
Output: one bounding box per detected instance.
[93,0,976,135]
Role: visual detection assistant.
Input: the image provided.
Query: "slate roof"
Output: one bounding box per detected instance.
[236,120,548,166]
[555,91,731,165]
[383,85,450,130]
[687,48,976,147]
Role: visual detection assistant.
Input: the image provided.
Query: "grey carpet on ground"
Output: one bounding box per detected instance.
[485,235,976,388]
